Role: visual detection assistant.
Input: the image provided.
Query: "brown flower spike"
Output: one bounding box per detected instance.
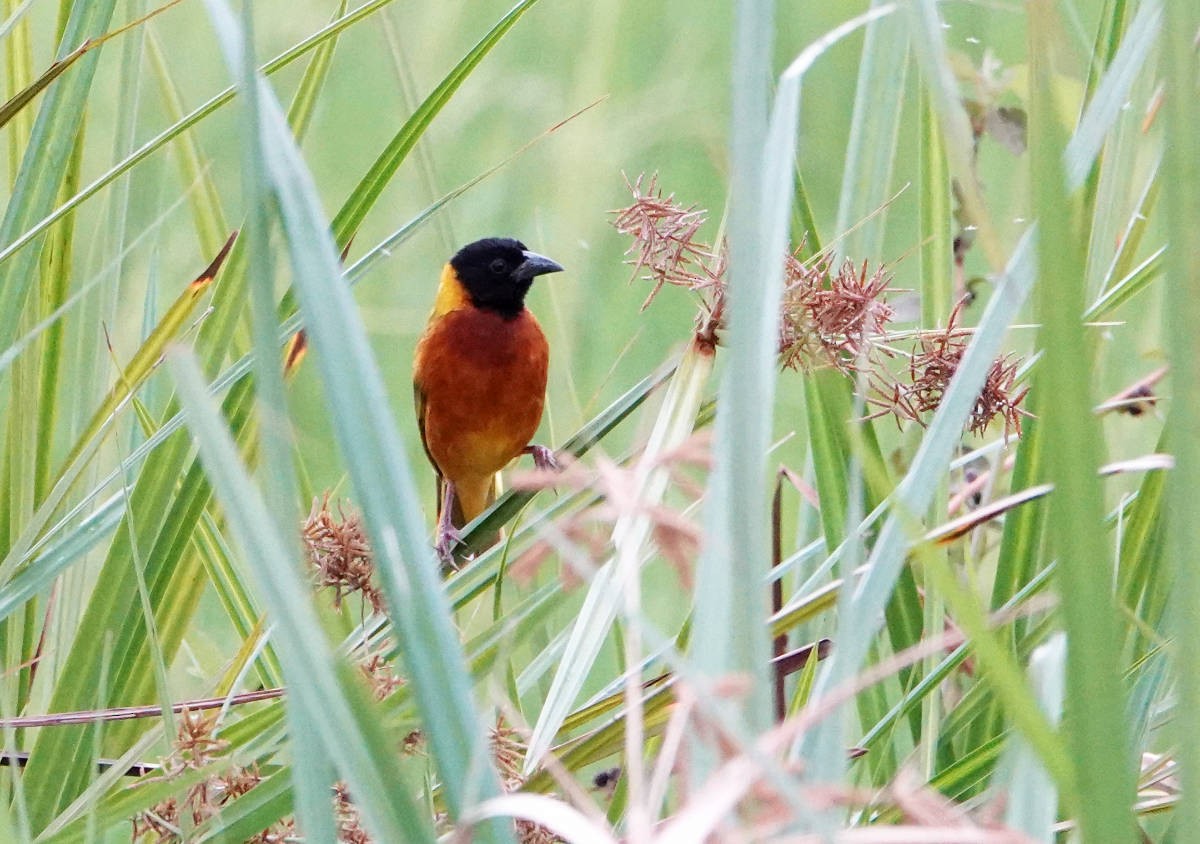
[302,495,384,614]
[612,175,1029,437]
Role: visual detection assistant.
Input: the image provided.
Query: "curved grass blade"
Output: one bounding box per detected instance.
[207,2,517,833]
[693,4,898,786]
[0,0,181,133]
[1064,0,1162,192]
[525,339,714,775]
[0,233,235,588]
[145,30,229,257]
[1030,3,1134,833]
[171,347,432,843]
[691,0,798,770]
[833,0,909,261]
[1161,0,1200,839]
[0,0,405,276]
[0,0,119,356]
[999,634,1064,840]
[906,0,1004,271]
[286,0,348,141]
[1084,244,1164,321]
[0,494,123,625]
[330,0,544,245]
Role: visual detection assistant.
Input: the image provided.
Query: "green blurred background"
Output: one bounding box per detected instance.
[17,0,1159,535]
[0,2,1180,836]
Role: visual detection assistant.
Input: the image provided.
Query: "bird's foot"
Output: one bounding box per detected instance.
[435,524,464,571]
[434,479,464,571]
[523,444,559,472]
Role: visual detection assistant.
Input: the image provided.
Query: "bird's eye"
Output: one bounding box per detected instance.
[489,258,508,275]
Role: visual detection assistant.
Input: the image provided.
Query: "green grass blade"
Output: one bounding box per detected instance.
[690,0,780,729]
[145,30,228,257]
[833,0,909,260]
[1031,2,1135,837]
[330,0,543,245]
[0,0,402,276]
[691,3,903,777]
[236,4,333,835]
[286,0,348,141]
[1161,0,1200,839]
[526,341,713,775]
[170,347,431,843]
[1085,244,1164,321]
[2,0,34,182]
[0,0,118,354]
[906,0,1004,271]
[203,1,515,833]
[999,634,1064,837]
[0,494,122,624]
[1063,0,1161,192]
[919,86,953,327]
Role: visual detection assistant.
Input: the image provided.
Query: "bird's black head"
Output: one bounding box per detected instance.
[449,237,563,318]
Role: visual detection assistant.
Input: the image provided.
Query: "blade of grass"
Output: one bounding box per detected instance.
[1029,2,1134,836]
[330,0,544,246]
[285,0,348,142]
[202,2,514,834]
[0,0,118,355]
[145,30,228,258]
[906,0,1004,272]
[523,340,713,776]
[1160,0,1200,839]
[170,346,432,843]
[1063,0,1161,192]
[0,493,121,624]
[999,634,1064,839]
[0,0,180,133]
[0,0,404,277]
[690,0,780,735]
[2,0,34,183]
[234,3,332,838]
[691,4,899,790]
[692,5,902,784]
[833,0,909,261]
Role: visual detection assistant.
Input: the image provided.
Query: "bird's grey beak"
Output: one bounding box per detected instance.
[516,250,564,281]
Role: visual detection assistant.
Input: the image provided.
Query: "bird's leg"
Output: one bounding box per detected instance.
[435,480,463,569]
[523,444,559,472]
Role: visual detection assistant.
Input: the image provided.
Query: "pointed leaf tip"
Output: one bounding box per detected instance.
[189,229,239,294]
[284,329,309,377]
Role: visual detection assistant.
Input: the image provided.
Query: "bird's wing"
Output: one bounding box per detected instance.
[413,378,445,512]
[413,380,433,466]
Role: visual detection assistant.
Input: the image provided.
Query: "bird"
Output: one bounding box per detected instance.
[413,237,564,566]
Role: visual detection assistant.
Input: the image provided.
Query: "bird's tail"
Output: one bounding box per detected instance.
[437,475,501,555]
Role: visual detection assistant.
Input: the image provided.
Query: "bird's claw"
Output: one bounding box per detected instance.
[524,444,559,473]
[435,525,464,571]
